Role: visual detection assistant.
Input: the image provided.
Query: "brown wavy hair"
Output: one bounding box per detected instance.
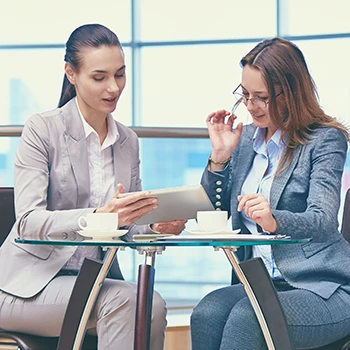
[240,37,349,170]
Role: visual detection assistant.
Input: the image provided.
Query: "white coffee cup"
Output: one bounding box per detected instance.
[78,213,118,231]
[197,210,228,232]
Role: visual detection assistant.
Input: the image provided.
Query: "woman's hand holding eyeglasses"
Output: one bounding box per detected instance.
[206,109,243,170]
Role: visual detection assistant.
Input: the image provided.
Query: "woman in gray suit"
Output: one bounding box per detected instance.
[191,38,350,349]
[0,24,186,349]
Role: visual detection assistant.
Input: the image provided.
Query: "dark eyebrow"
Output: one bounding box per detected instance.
[241,85,267,94]
[91,65,126,74]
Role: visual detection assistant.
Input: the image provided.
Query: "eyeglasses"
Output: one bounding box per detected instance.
[231,84,283,114]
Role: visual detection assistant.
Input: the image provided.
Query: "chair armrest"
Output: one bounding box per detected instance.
[57,258,102,350]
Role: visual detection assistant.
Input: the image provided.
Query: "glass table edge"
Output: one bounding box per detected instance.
[14,237,312,247]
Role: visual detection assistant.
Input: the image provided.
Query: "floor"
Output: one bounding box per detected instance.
[0,307,194,350]
[164,307,193,350]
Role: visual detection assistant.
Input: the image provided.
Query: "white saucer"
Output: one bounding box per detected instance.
[78,229,128,240]
[184,229,241,235]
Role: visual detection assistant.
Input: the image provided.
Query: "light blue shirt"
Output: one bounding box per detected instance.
[240,127,285,279]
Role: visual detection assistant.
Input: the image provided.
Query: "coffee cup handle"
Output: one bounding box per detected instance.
[78,216,88,230]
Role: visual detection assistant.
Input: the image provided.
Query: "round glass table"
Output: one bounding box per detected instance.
[15,232,310,350]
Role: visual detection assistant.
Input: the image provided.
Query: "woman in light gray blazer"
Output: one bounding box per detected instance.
[191,38,350,349]
[0,24,186,350]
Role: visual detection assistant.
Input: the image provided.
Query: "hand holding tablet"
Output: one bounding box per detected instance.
[118,184,214,225]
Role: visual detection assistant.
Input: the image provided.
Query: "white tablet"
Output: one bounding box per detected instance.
[120,184,214,225]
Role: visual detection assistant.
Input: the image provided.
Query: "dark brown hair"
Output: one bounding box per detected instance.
[58,24,122,107]
[240,37,349,170]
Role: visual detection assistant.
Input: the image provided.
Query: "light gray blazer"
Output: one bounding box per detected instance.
[0,99,152,298]
[202,124,350,299]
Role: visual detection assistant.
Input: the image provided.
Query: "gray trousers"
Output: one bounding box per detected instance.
[0,276,167,350]
[191,282,350,349]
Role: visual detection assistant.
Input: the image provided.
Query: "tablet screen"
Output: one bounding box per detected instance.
[120,184,214,225]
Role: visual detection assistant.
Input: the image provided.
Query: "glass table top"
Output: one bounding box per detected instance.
[14,231,311,248]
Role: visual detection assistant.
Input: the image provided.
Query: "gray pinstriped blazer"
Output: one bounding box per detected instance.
[202,124,350,299]
[0,99,152,298]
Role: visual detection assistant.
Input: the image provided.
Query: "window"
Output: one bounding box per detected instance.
[0,0,131,44]
[1,0,349,305]
[140,44,254,127]
[295,38,350,125]
[1,48,132,126]
[285,0,350,36]
[140,0,276,41]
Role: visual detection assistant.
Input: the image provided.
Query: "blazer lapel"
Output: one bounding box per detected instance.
[61,100,90,207]
[112,123,132,192]
[233,125,257,193]
[270,146,303,209]
[230,126,256,229]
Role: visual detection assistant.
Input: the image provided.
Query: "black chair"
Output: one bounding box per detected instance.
[0,187,98,350]
[306,188,350,350]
